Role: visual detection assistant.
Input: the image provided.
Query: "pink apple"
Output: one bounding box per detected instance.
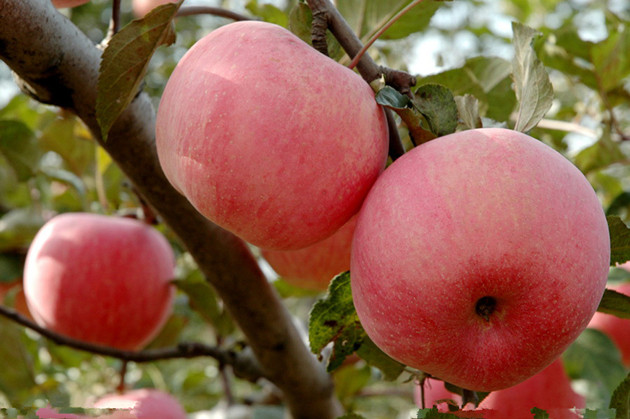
[51,0,89,8]
[414,378,462,413]
[156,21,389,251]
[93,389,187,419]
[36,405,81,418]
[414,359,584,418]
[132,0,177,18]
[478,358,585,418]
[351,128,610,391]
[24,213,175,350]
[261,216,357,290]
[588,269,630,366]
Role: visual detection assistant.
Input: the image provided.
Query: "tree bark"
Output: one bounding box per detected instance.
[0,1,342,418]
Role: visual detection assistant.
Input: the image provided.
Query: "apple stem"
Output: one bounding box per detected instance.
[116,360,128,393]
[475,296,497,322]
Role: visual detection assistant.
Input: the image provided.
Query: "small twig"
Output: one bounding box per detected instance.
[176,6,253,21]
[0,305,264,382]
[117,360,128,393]
[105,0,122,42]
[348,0,425,70]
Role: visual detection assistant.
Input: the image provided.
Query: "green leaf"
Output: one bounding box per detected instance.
[597,288,630,319]
[511,22,554,132]
[0,208,45,253]
[333,364,372,404]
[531,407,550,419]
[607,192,630,217]
[96,1,181,141]
[413,84,458,137]
[355,335,404,381]
[375,86,412,109]
[336,413,367,419]
[0,120,40,181]
[309,272,366,371]
[609,216,630,266]
[0,317,37,406]
[174,270,234,336]
[380,0,444,40]
[583,408,618,419]
[591,26,630,93]
[564,329,626,407]
[246,0,288,27]
[0,253,25,283]
[609,372,630,418]
[454,95,482,130]
[416,407,460,418]
[309,272,360,354]
[39,114,94,176]
[574,134,625,174]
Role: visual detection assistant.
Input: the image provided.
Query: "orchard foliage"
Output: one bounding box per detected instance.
[0,0,630,418]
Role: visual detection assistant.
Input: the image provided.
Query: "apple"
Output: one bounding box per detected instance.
[414,377,462,413]
[155,21,389,251]
[92,389,187,419]
[24,213,175,350]
[261,216,356,291]
[51,0,89,8]
[414,359,584,418]
[0,279,33,320]
[132,0,177,18]
[588,272,630,366]
[351,128,610,391]
[478,358,584,418]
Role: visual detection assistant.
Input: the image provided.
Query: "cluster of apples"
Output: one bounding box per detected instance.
[33,3,615,414]
[155,18,610,395]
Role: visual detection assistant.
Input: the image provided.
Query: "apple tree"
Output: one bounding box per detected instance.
[1,0,630,418]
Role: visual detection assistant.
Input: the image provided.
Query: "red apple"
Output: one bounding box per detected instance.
[156,21,389,251]
[588,272,630,366]
[414,378,462,413]
[351,128,610,391]
[51,0,89,8]
[478,358,585,418]
[24,213,175,350]
[93,389,186,419]
[414,359,584,418]
[261,216,356,291]
[131,0,177,18]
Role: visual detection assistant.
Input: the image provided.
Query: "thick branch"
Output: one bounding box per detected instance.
[0,2,341,418]
[0,305,263,382]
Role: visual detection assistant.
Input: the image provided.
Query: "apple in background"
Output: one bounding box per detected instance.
[24,213,175,350]
[0,279,33,320]
[414,378,462,413]
[478,358,584,419]
[132,0,177,18]
[51,0,90,8]
[351,128,610,391]
[156,21,388,251]
[93,389,187,419]
[588,273,630,366]
[414,359,584,418]
[261,216,356,291]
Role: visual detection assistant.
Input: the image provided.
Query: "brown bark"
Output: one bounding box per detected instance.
[0,1,341,417]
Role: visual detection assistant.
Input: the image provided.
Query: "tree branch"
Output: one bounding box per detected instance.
[0,305,265,382]
[175,6,253,21]
[0,2,341,418]
[305,0,410,159]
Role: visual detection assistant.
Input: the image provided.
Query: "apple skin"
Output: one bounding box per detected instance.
[24,213,175,351]
[261,216,356,291]
[414,359,584,418]
[51,0,89,8]
[93,389,187,419]
[351,128,610,391]
[588,274,630,366]
[132,0,177,18]
[156,21,389,251]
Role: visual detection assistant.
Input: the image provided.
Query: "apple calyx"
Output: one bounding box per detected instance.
[475,296,497,322]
